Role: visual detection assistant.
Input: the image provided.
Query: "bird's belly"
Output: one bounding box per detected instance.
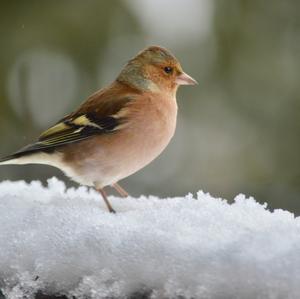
[85,128,174,187]
[109,128,174,183]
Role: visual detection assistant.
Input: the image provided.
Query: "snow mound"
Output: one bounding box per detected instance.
[0,178,299,299]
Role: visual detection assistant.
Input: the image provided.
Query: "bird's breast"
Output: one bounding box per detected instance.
[99,95,178,185]
[128,95,178,156]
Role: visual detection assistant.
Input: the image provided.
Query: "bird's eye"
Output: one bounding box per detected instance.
[164,66,173,74]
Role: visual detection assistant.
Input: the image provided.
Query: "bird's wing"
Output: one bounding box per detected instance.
[34,113,121,150]
[6,90,134,158]
[10,114,122,157]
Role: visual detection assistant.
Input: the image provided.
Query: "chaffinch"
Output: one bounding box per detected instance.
[0,46,197,213]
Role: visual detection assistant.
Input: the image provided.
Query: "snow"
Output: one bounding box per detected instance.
[0,178,300,299]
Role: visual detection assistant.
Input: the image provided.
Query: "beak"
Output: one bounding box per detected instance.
[175,72,198,85]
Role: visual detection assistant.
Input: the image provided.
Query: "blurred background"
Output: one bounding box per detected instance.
[0,0,299,213]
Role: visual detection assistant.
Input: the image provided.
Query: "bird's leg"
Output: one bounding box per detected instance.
[97,188,116,213]
[112,183,129,197]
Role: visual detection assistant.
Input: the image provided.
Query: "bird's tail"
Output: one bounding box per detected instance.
[0,143,60,166]
[0,144,53,166]
[0,152,31,165]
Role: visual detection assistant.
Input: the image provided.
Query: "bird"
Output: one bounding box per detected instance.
[0,46,197,213]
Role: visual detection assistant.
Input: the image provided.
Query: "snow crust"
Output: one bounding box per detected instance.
[0,178,299,299]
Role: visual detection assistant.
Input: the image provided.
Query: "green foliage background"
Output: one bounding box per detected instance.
[0,0,299,213]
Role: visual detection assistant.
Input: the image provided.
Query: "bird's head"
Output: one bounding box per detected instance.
[117,46,197,95]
